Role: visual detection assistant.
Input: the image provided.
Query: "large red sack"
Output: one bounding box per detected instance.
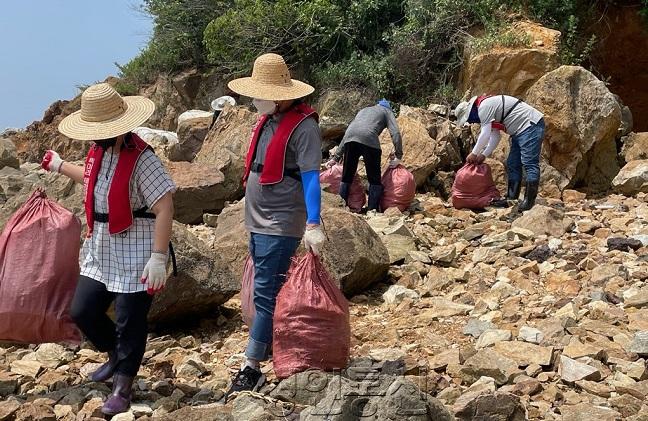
[451,163,501,209]
[0,190,82,344]
[381,165,416,212]
[241,254,255,327]
[319,164,366,212]
[273,253,350,378]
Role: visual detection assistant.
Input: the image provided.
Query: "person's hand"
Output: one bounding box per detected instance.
[476,154,486,164]
[42,150,64,173]
[388,157,401,168]
[466,153,479,164]
[141,252,168,294]
[325,159,337,169]
[303,224,326,255]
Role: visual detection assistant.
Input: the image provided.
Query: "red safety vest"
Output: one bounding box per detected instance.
[243,103,318,185]
[83,133,152,236]
[476,95,507,132]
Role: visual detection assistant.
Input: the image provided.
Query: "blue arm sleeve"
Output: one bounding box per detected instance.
[301,170,321,224]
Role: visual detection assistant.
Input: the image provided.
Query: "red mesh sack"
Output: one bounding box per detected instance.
[451,163,501,209]
[273,253,350,378]
[241,254,255,327]
[0,190,82,344]
[319,164,366,212]
[381,165,416,212]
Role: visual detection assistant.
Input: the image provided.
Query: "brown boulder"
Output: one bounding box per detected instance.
[512,205,573,237]
[526,66,622,192]
[613,160,648,196]
[166,162,228,224]
[0,138,19,170]
[194,106,257,202]
[316,89,374,144]
[169,111,213,162]
[622,132,648,163]
[460,21,561,98]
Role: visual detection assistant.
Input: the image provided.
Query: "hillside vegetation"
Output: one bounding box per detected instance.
[119,0,645,105]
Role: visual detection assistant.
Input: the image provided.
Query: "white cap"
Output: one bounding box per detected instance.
[211,95,236,111]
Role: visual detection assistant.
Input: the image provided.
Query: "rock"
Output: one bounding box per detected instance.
[158,405,233,421]
[170,112,212,162]
[493,341,554,366]
[628,331,648,356]
[476,330,512,349]
[318,207,390,295]
[512,205,572,237]
[563,189,587,203]
[461,349,521,385]
[316,90,373,143]
[230,393,273,420]
[111,412,136,421]
[10,359,42,378]
[591,264,626,285]
[460,21,561,98]
[0,138,19,169]
[621,132,648,163]
[625,290,648,309]
[518,326,544,344]
[175,355,208,378]
[563,337,606,360]
[0,399,20,421]
[383,285,420,305]
[429,245,457,265]
[560,403,622,421]
[148,222,238,323]
[463,319,497,338]
[609,393,644,418]
[14,402,57,421]
[0,372,18,397]
[607,237,643,252]
[452,376,496,414]
[455,392,527,421]
[381,234,417,264]
[269,370,335,406]
[613,160,648,196]
[301,376,454,421]
[167,161,228,224]
[527,65,622,192]
[423,299,474,318]
[33,343,73,369]
[575,379,612,398]
[77,397,105,419]
[558,356,601,383]
[429,349,461,370]
[194,106,258,201]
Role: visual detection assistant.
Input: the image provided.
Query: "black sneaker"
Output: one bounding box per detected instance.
[225,366,266,401]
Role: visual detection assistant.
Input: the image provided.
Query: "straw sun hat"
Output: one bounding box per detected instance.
[228,53,314,101]
[58,83,155,141]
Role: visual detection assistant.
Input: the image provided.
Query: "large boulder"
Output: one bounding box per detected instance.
[526,66,622,192]
[512,205,574,237]
[621,132,648,163]
[210,194,388,296]
[194,106,257,203]
[166,162,229,224]
[0,138,19,170]
[461,21,561,98]
[319,207,390,295]
[149,222,238,323]
[169,110,214,162]
[316,89,374,145]
[612,160,648,196]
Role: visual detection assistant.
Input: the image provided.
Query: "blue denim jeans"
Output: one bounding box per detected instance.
[507,118,545,183]
[245,233,300,361]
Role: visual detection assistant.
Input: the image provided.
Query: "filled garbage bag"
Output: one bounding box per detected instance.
[381,165,416,212]
[0,190,82,344]
[273,253,350,378]
[451,163,501,209]
[240,254,255,328]
[319,164,366,212]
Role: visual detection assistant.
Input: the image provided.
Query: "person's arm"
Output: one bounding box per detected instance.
[386,111,403,159]
[41,150,84,183]
[466,123,492,164]
[483,129,502,157]
[150,192,174,255]
[301,171,321,225]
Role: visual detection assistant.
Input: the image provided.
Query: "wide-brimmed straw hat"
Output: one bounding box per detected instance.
[211,95,236,111]
[454,96,478,127]
[58,83,155,141]
[228,53,314,101]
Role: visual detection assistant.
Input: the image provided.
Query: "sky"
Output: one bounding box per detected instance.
[0,1,152,130]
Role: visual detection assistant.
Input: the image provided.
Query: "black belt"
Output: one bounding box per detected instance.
[93,208,177,276]
[250,163,302,182]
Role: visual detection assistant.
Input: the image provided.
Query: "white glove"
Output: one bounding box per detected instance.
[41,150,64,173]
[388,158,401,168]
[141,252,168,294]
[303,226,326,255]
[325,159,337,169]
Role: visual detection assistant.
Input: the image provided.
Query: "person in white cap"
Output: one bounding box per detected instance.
[225,53,325,396]
[210,95,236,129]
[454,94,545,211]
[40,83,175,417]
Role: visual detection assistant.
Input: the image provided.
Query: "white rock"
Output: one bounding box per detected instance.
[476,329,512,349]
[382,285,420,305]
[518,326,544,344]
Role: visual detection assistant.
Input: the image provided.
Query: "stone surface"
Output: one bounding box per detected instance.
[613,160,648,196]
[628,331,648,355]
[0,138,19,170]
[493,341,554,366]
[560,403,622,421]
[526,65,622,192]
[476,330,512,349]
[455,392,527,421]
[383,285,420,305]
[621,132,648,163]
[461,349,521,385]
[512,205,572,237]
[167,161,228,224]
[171,112,211,162]
[558,356,601,383]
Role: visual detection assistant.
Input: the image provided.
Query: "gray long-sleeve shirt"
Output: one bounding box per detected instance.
[335,105,403,161]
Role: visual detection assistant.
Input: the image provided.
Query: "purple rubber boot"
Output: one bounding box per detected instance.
[101,373,133,416]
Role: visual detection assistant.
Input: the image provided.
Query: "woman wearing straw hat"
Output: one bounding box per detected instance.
[225,53,325,397]
[41,83,175,416]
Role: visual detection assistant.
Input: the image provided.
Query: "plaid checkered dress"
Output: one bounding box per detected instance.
[79,149,176,293]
